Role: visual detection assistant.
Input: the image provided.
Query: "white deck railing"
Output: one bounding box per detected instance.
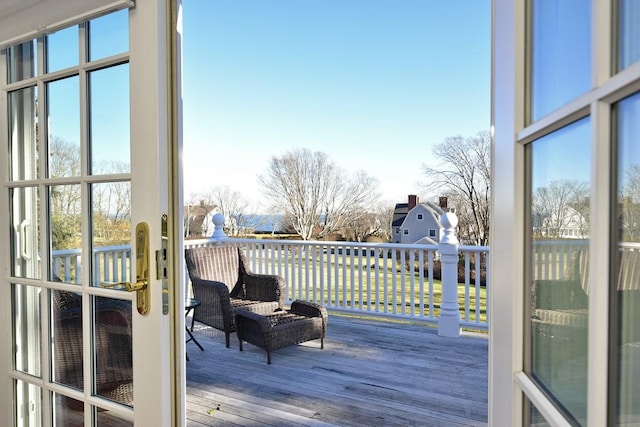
[185,212,489,335]
[184,237,489,329]
[50,213,491,335]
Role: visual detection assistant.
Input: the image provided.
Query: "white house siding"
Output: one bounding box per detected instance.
[399,205,443,244]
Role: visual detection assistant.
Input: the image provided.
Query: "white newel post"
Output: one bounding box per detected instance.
[211,213,227,243]
[438,211,461,337]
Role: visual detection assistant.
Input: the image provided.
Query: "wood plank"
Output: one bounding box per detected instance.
[186,314,488,426]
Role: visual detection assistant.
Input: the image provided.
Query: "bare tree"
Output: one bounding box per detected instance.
[421,131,491,246]
[48,136,80,178]
[259,149,381,240]
[374,201,396,242]
[342,201,396,242]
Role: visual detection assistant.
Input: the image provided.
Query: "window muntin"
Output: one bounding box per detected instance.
[617,0,640,71]
[527,117,590,424]
[613,91,640,424]
[530,0,591,122]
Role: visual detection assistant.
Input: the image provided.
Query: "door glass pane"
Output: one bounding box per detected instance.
[96,410,133,426]
[93,296,133,407]
[14,379,42,427]
[48,76,81,178]
[91,182,131,287]
[530,0,591,122]
[614,91,640,424]
[9,86,39,181]
[89,64,130,174]
[53,392,84,426]
[10,187,40,279]
[51,289,83,391]
[49,185,82,284]
[7,40,37,83]
[618,0,640,71]
[46,26,79,73]
[528,117,590,424]
[13,284,41,377]
[89,9,129,62]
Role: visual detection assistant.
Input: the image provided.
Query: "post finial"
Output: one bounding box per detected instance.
[211,213,227,243]
[440,211,459,245]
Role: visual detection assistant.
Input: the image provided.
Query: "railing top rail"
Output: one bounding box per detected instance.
[458,245,490,251]
[51,245,132,256]
[184,237,440,251]
[532,239,588,247]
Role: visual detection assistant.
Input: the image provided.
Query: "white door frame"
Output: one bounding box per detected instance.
[0,0,185,425]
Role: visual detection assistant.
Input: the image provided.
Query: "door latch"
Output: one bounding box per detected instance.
[101,222,150,315]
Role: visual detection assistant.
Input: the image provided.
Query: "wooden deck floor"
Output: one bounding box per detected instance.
[186,314,488,427]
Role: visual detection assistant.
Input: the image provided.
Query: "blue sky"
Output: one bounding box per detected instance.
[182,0,491,211]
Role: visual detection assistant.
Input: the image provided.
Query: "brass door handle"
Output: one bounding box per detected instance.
[101,222,151,315]
[101,280,147,293]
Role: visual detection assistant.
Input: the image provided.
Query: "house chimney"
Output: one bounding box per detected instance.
[408,195,418,210]
[439,196,448,209]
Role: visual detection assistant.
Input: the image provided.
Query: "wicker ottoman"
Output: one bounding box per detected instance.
[235,300,328,364]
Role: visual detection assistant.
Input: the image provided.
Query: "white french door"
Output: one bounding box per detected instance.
[0,1,183,426]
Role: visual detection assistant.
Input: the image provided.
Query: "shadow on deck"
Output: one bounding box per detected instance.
[186,314,488,427]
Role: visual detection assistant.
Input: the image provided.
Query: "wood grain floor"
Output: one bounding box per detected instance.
[186,314,488,427]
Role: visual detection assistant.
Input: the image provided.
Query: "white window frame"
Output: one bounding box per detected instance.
[491,0,636,425]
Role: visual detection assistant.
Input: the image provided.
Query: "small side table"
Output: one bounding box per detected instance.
[185,298,204,361]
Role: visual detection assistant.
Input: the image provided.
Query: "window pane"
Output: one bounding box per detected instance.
[53,392,84,424]
[49,185,82,284]
[10,187,40,280]
[93,296,133,407]
[13,284,41,377]
[528,117,590,424]
[46,26,79,73]
[9,86,39,181]
[530,0,591,122]
[51,288,83,391]
[89,64,130,174]
[6,40,37,83]
[14,379,42,426]
[618,0,640,71]
[48,76,81,178]
[614,91,640,424]
[89,9,129,61]
[91,182,131,287]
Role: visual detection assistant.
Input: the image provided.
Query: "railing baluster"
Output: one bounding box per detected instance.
[464,252,471,321]
[357,248,363,310]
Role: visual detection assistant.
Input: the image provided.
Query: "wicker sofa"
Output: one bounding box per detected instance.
[184,245,286,348]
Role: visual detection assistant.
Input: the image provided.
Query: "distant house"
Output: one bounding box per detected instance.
[536,205,589,239]
[184,201,217,238]
[391,195,447,244]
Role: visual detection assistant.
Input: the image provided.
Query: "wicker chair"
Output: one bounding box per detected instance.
[184,245,286,348]
[52,289,133,407]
